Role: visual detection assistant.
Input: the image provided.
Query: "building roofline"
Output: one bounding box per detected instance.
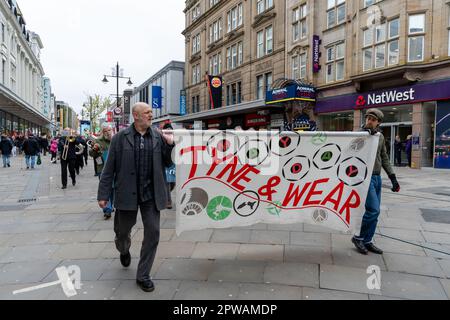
[133,60,185,92]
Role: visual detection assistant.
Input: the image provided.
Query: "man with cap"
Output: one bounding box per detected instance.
[352,108,400,255]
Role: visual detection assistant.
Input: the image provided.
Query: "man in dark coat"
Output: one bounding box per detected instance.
[58,129,78,189]
[97,102,174,293]
[0,133,13,168]
[22,133,40,169]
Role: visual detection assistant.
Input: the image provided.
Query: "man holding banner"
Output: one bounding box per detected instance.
[351,109,400,255]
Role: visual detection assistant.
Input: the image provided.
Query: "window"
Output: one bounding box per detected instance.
[226,81,242,106]
[1,59,5,84]
[257,0,273,15]
[408,14,425,62]
[210,0,220,9]
[209,52,222,75]
[192,33,201,54]
[363,18,400,70]
[256,75,264,99]
[326,42,345,82]
[256,73,272,99]
[10,63,16,92]
[292,53,307,80]
[192,4,201,22]
[327,0,346,28]
[256,25,273,58]
[292,4,308,42]
[192,64,201,85]
[1,23,4,44]
[192,95,200,113]
[227,3,243,33]
[209,19,222,44]
[364,0,375,7]
[226,42,243,70]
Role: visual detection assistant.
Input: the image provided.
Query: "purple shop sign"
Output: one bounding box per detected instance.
[316,78,450,114]
[313,35,321,73]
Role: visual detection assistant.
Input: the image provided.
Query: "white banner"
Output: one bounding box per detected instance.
[174,131,379,236]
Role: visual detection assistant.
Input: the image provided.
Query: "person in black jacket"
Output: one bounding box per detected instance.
[22,133,40,170]
[58,129,78,189]
[39,134,49,156]
[0,133,14,168]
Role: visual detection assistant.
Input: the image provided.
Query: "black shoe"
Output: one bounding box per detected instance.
[62,185,67,190]
[104,213,112,220]
[72,180,76,186]
[351,236,368,255]
[120,252,131,268]
[365,242,384,255]
[136,279,155,292]
[7,164,10,167]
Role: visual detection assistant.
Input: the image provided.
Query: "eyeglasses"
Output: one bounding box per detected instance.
[140,136,145,150]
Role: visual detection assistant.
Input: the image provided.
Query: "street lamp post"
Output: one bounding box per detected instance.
[102,62,133,132]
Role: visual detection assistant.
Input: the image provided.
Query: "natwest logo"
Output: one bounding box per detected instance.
[367,88,415,106]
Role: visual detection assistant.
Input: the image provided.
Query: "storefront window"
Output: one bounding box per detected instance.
[319,112,354,131]
[422,102,436,167]
[362,105,413,124]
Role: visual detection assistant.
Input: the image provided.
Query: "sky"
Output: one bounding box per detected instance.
[18,0,186,113]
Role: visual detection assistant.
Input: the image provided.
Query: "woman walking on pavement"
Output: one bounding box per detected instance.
[0,133,14,168]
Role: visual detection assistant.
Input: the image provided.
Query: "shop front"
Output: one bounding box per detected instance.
[316,78,450,169]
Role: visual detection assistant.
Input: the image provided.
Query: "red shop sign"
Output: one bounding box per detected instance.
[245,114,268,127]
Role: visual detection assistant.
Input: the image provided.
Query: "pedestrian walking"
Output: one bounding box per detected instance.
[405,135,412,168]
[0,133,13,168]
[90,124,114,220]
[50,137,59,164]
[58,129,77,189]
[97,102,174,292]
[394,135,402,167]
[39,134,49,156]
[352,109,400,255]
[22,133,40,169]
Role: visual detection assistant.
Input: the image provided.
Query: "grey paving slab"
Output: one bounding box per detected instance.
[208,260,266,283]
[383,253,445,278]
[421,222,450,234]
[423,243,450,260]
[331,234,354,249]
[303,224,347,234]
[54,220,96,232]
[237,244,284,262]
[0,245,60,263]
[47,231,98,244]
[0,260,61,285]
[440,279,450,299]
[99,258,163,280]
[319,264,381,295]
[378,227,425,242]
[381,272,448,300]
[172,229,213,242]
[0,234,13,246]
[264,262,319,288]
[266,223,304,232]
[238,283,302,300]
[174,280,240,300]
[46,280,121,300]
[422,231,450,245]
[332,247,387,271]
[51,243,108,260]
[436,259,450,278]
[371,237,426,256]
[3,232,52,246]
[284,246,333,265]
[155,259,215,281]
[43,259,114,282]
[55,213,95,223]
[155,241,196,259]
[302,288,369,300]
[290,232,331,247]
[90,230,116,243]
[133,229,174,243]
[211,229,252,244]
[99,243,142,259]
[191,242,240,260]
[110,280,180,300]
[0,282,57,300]
[12,222,59,234]
[249,230,290,245]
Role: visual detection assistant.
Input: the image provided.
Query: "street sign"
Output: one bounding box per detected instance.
[114,107,122,116]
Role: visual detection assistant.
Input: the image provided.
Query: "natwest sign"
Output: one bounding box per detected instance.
[316,78,450,114]
[360,88,416,107]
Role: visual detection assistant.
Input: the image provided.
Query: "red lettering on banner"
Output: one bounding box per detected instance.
[258,177,282,202]
[303,178,329,206]
[180,146,207,179]
[216,162,259,192]
[339,190,361,224]
[232,166,260,191]
[320,182,344,211]
[206,148,237,176]
[282,182,312,207]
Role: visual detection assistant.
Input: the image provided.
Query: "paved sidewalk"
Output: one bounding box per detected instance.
[1,155,450,300]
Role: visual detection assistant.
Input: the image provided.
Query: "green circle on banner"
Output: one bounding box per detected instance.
[207,196,233,221]
[321,151,333,162]
[267,201,282,217]
[311,133,327,146]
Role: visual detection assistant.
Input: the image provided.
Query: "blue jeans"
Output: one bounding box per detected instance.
[2,155,11,167]
[356,175,382,244]
[98,175,114,214]
[25,155,36,168]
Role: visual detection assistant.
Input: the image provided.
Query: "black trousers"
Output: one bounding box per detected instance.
[114,201,160,281]
[61,159,76,187]
[76,155,84,172]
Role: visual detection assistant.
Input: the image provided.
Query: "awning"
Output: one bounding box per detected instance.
[0,84,50,127]
[171,99,283,123]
